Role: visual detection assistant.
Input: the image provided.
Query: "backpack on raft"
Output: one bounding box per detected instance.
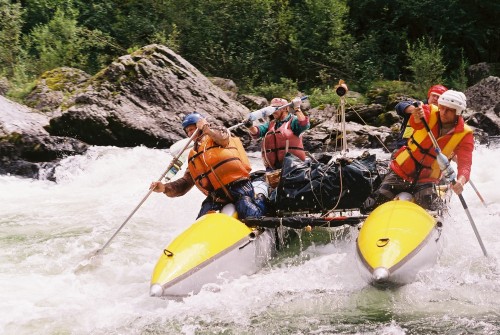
[270,152,382,214]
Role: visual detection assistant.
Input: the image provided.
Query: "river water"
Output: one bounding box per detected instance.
[1,144,499,335]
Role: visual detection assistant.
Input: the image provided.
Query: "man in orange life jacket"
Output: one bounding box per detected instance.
[362,90,473,212]
[150,112,266,219]
[394,85,448,149]
[245,97,310,170]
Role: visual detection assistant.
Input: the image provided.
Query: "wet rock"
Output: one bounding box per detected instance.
[46,44,250,148]
[0,95,88,179]
[25,67,90,116]
[464,76,500,136]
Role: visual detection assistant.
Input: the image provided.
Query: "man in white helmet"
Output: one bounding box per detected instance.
[362,90,474,212]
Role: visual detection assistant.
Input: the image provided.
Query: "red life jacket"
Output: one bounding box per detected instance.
[261,118,306,169]
[188,135,251,195]
[392,105,472,183]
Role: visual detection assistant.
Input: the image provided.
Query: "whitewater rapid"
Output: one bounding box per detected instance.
[0,144,499,334]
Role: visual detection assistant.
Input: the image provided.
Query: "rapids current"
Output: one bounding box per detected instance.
[1,145,499,335]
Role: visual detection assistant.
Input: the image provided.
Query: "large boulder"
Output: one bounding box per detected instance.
[25,67,90,116]
[467,63,500,86]
[46,44,250,148]
[464,76,500,136]
[0,95,88,179]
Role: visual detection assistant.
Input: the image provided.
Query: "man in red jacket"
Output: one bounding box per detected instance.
[362,90,473,212]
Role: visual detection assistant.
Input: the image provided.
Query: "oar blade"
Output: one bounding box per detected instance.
[74,250,104,274]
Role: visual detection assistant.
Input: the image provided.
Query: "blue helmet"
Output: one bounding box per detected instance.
[181,112,204,129]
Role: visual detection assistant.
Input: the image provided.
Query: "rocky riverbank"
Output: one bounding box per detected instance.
[1,44,499,180]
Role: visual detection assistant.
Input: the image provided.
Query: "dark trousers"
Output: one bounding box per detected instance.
[197,179,267,219]
[362,170,438,211]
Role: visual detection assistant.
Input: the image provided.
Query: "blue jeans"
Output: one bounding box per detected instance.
[197,179,266,219]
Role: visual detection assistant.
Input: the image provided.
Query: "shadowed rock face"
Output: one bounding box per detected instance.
[46,44,250,148]
[0,96,88,180]
[464,76,500,137]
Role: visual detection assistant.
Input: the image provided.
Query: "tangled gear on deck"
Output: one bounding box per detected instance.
[269,152,382,214]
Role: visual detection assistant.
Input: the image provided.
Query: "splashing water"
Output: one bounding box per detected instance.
[0,145,499,335]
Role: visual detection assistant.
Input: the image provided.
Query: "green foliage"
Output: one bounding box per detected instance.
[365,80,418,106]
[405,37,446,98]
[7,78,37,102]
[0,0,497,103]
[27,8,81,72]
[448,50,468,91]
[26,8,114,75]
[250,77,298,101]
[0,0,24,77]
[307,87,340,108]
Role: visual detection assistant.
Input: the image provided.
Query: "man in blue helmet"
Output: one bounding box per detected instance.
[150,112,266,219]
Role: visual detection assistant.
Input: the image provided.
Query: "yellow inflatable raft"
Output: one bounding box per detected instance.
[356,198,443,286]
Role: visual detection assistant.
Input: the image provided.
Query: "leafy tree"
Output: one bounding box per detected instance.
[26,7,113,74]
[20,0,74,33]
[405,37,446,97]
[0,0,24,77]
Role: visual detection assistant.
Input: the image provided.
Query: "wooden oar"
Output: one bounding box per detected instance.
[449,153,487,208]
[75,129,199,272]
[467,179,488,208]
[414,102,488,257]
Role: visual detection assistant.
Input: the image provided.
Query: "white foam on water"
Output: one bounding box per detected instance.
[0,145,498,334]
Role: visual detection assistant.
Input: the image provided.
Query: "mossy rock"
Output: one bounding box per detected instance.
[25,67,90,113]
[366,80,417,106]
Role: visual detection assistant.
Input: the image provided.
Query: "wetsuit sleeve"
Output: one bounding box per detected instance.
[290,115,310,136]
[454,132,474,182]
[395,101,412,117]
[164,169,195,197]
[254,123,270,139]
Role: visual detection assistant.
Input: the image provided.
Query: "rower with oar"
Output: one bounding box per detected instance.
[150,112,267,219]
[361,90,474,212]
[246,96,310,171]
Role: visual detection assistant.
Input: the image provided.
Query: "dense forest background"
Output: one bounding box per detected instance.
[1,0,499,101]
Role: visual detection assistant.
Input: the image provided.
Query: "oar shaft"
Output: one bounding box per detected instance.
[95,129,200,255]
[468,179,487,207]
[458,194,488,256]
[229,96,309,131]
[99,189,153,252]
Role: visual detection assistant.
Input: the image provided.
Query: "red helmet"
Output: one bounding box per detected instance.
[427,85,448,99]
[270,98,288,107]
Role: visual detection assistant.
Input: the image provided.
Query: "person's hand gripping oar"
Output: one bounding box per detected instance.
[75,129,200,273]
[413,102,488,257]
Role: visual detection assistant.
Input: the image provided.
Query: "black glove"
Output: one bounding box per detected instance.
[244,119,253,128]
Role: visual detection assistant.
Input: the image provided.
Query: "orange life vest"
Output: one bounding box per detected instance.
[188,135,251,195]
[392,105,472,183]
[262,118,306,169]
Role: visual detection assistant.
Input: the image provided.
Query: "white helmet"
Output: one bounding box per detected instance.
[438,90,467,113]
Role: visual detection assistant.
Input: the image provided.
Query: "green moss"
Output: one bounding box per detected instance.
[6,81,37,103]
[365,80,419,107]
[6,132,23,144]
[40,68,88,92]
